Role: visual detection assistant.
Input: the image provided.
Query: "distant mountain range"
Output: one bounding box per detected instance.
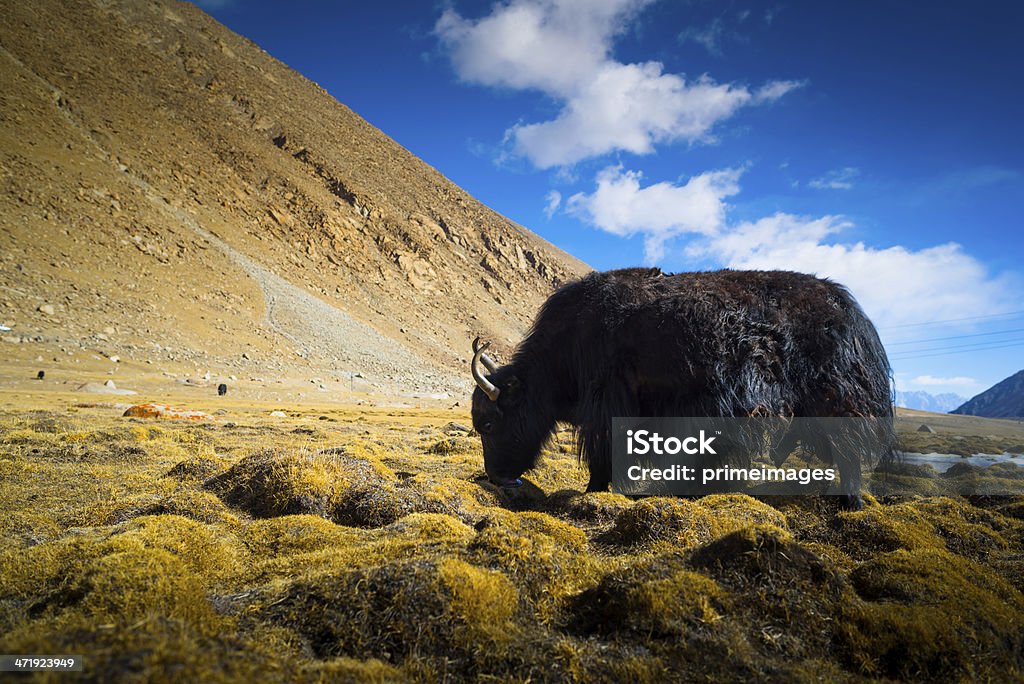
[894,391,968,413]
[952,370,1024,418]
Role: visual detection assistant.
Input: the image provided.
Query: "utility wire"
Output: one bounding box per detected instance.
[886,327,1024,346]
[888,335,1024,356]
[880,309,1024,330]
[889,338,1024,356]
[888,339,1024,360]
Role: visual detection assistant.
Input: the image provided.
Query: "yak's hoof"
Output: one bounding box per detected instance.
[839,494,864,511]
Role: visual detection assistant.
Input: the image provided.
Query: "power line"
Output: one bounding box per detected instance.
[880,309,1024,330]
[886,326,1024,346]
[889,336,1024,356]
[888,335,1024,355]
[888,339,1024,361]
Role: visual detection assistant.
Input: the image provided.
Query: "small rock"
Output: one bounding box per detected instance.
[38,304,55,315]
[104,379,116,388]
[444,422,472,434]
[917,424,936,433]
[123,403,213,421]
[103,326,115,335]
[76,382,136,395]
[109,355,120,363]
[269,410,287,417]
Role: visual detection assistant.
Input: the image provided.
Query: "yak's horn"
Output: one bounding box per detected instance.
[471,337,500,401]
[473,336,499,374]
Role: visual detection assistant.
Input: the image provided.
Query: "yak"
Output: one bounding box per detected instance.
[470,267,894,510]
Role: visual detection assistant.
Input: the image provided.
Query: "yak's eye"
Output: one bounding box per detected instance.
[481,421,494,433]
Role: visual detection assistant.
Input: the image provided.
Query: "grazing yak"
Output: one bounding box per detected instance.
[471,267,894,509]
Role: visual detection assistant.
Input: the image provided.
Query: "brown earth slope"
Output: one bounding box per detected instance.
[953,369,1024,419]
[0,0,588,396]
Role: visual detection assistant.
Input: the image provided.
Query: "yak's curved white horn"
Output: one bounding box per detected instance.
[471,337,500,401]
[473,336,499,374]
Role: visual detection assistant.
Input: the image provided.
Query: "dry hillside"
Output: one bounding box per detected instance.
[0,0,588,397]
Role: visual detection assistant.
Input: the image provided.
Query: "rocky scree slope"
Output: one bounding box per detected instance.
[0,0,588,395]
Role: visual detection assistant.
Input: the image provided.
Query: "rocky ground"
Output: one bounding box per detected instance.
[1,0,588,400]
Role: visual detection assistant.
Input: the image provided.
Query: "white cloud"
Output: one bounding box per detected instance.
[694,212,1016,328]
[543,190,562,218]
[435,0,644,95]
[911,375,978,386]
[436,1,801,168]
[678,18,726,56]
[567,165,741,261]
[568,165,1015,328]
[808,167,860,190]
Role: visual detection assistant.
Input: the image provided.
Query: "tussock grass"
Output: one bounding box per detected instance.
[2,407,1024,681]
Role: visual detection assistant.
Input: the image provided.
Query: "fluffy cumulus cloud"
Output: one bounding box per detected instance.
[693,212,1015,328]
[569,166,1014,328]
[567,165,741,261]
[436,0,801,168]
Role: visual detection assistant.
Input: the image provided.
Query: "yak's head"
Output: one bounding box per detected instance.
[470,338,549,487]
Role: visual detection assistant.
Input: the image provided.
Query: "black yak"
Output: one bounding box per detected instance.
[471,267,894,509]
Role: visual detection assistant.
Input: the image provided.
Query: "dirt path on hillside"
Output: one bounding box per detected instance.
[2,45,464,397]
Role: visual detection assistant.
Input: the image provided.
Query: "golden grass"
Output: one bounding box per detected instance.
[1,405,1023,682]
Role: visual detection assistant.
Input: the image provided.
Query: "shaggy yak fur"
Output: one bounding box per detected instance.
[471,267,894,509]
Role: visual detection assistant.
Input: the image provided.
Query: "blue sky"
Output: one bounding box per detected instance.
[198,0,1024,399]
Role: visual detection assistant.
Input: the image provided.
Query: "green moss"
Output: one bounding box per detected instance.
[91,488,241,527]
[831,496,1015,561]
[690,526,856,664]
[4,408,1024,682]
[469,510,598,620]
[843,548,1024,679]
[111,515,245,585]
[242,514,475,585]
[698,493,789,530]
[573,554,728,636]
[164,454,231,481]
[206,446,456,527]
[607,495,785,549]
[302,657,404,683]
[0,545,291,683]
[608,498,719,547]
[425,435,476,456]
[0,510,61,550]
[999,497,1024,520]
[243,515,364,557]
[551,490,633,523]
[397,473,502,522]
[385,512,476,545]
[262,557,519,670]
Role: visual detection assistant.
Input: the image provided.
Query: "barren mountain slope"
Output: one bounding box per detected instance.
[0,0,588,395]
[953,370,1024,419]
